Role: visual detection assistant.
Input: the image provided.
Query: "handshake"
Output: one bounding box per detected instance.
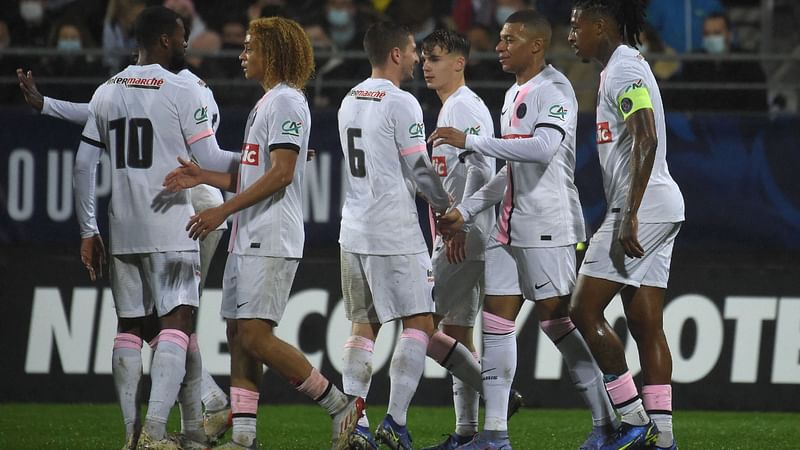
[434,208,469,264]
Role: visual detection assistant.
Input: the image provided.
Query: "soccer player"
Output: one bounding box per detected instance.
[567,1,685,449]
[431,10,618,449]
[163,17,362,450]
[418,29,496,450]
[73,6,241,450]
[336,21,450,450]
[16,67,233,442]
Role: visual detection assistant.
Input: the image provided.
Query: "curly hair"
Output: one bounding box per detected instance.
[573,0,649,47]
[248,17,314,89]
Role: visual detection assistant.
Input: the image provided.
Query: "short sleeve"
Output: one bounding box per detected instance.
[203,86,221,132]
[448,97,492,138]
[391,94,427,157]
[610,65,655,121]
[266,91,308,153]
[177,81,215,145]
[533,84,572,141]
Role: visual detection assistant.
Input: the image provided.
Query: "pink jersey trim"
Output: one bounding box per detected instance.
[186,128,214,145]
[400,144,427,156]
[344,335,375,353]
[496,165,513,245]
[510,85,532,129]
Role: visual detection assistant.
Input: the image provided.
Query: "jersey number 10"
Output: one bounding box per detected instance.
[109,117,154,169]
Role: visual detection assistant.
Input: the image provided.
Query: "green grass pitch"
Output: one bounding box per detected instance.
[0,403,797,449]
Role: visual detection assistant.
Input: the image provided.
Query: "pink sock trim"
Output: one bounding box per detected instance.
[188,334,199,353]
[296,368,330,400]
[427,331,456,363]
[230,387,259,415]
[157,329,190,350]
[400,328,430,347]
[148,336,159,349]
[605,371,639,406]
[482,311,515,334]
[540,317,576,342]
[344,336,375,353]
[113,333,142,350]
[642,384,672,412]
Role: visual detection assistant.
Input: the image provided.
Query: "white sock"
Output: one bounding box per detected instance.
[232,416,257,446]
[112,333,143,439]
[618,399,649,426]
[178,334,205,442]
[343,336,374,428]
[201,367,229,412]
[452,375,479,436]
[428,331,482,393]
[387,329,430,426]
[481,312,517,432]
[551,326,617,428]
[144,329,189,440]
[650,413,673,447]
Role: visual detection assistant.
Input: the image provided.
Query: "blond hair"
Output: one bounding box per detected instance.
[248,17,314,89]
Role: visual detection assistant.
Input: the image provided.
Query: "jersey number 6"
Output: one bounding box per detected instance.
[109,117,154,169]
[347,127,366,178]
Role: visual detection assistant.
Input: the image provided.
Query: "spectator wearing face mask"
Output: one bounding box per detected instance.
[671,12,767,112]
[492,0,529,32]
[10,0,50,47]
[40,19,103,98]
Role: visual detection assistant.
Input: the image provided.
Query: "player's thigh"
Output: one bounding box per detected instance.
[512,245,576,301]
[341,249,379,324]
[110,253,153,318]
[432,247,483,327]
[484,238,522,297]
[140,251,201,317]
[363,252,435,323]
[579,221,680,288]
[220,254,299,324]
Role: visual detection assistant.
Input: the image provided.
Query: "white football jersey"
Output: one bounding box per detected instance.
[495,65,585,247]
[81,64,214,254]
[338,78,432,255]
[228,83,309,258]
[596,45,684,224]
[432,86,496,260]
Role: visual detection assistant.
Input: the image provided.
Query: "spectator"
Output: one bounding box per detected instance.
[451,0,495,33]
[671,12,767,112]
[492,0,529,31]
[647,0,722,53]
[187,29,224,79]
[10,0,50,47]
[464,23,507,109]
[325,0,360,50]
[102,0,145,73]
[164,0,207,44]
[41,19,104,99]
[639,24,681,81]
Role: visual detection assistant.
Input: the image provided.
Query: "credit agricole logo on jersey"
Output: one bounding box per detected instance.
[409,123,424,139]
[548,104,567,121]
[282,120,303,137]
[194,106,208,125]
[463,125,481,135]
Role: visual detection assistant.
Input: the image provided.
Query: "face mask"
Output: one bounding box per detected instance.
[703,35,726,54]
[495,6,515,25]
[638,43,649,55]
[57,38,81,51]
[20,1,44,23]
[327,8,351,27]
[330,26,356,47]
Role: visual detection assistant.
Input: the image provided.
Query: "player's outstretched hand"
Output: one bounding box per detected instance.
[437,208,465,238]
[16,68,44,112]
[163,156,203,191]
[187,206,227,241]
[427,127,467,149]
[446,231,467,264]
[618,214,645,258]
[80,234,106,281]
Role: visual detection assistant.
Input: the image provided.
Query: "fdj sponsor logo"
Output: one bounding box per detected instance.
[548,104,567,121]
[194,106,208,124]
[408,123,424,139]
[432,156,447,177]
[596,121,613,144]
[281,120,302,136]
[241,143,260,165]
[463,125,481,135]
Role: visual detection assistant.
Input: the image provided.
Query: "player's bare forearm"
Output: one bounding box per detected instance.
[624,109,657,217]
[221,149,297,217]
[202,169,238,192]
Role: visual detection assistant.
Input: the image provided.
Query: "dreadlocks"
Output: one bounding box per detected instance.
[573,0,649,47]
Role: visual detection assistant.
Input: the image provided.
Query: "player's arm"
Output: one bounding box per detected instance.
[74,131,106,281]
[438,165,507,238]
[187,148,297,241]
[429,125,563,164]
[17,68,90,124]
[617,78,658,258]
